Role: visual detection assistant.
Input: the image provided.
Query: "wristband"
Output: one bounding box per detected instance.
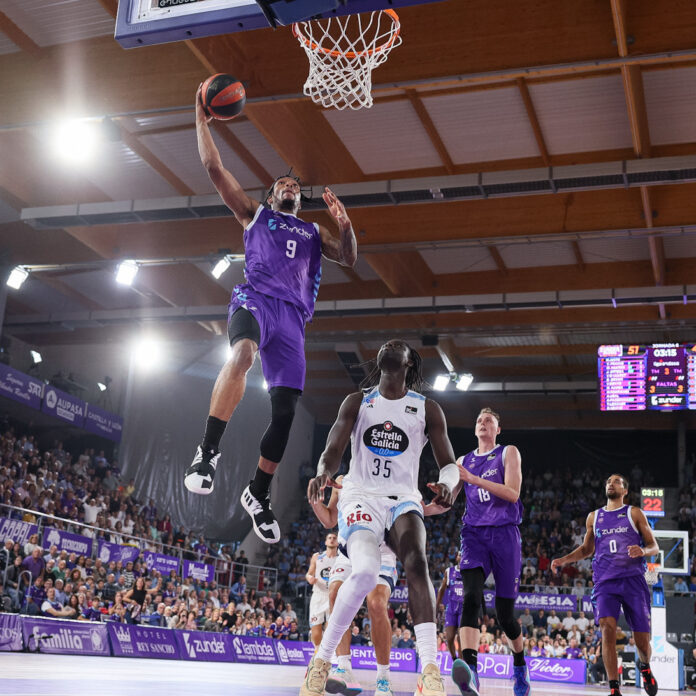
[437,462,459,492]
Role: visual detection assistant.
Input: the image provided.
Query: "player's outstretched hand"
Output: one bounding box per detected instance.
[456,456,475,484]
[627,544,645,558]
[195,84,212,124]
[427,482,455,509]
[307,473,342,505]
[550,558,564,575]
[323,187,349,227]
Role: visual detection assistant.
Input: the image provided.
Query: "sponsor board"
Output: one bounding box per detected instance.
[85,403,123,442]
[230,635,278,664]
[182,560,214,583]
[98,540,141,565]
[351,646,417,673]
[275,640,314,666]
[42,386,85,427]
[0,364,43,409]
[177,630,234,662]
[143,551,180,576]
[43,527,92,557]
[0,613,23,651]
[108,623,180,659]
[21,617,109,656]
[0,517,38,546]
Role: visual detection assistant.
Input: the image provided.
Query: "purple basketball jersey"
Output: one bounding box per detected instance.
[242,206,323,320]
[592,504,645,585]
[460,445,523,526]
[444,565,463,606]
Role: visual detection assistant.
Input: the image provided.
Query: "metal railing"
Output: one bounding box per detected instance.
[0,503,277,595]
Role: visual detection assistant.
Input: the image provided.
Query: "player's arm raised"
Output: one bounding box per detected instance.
[310,476,342,528]
[629,506,660,559]
[457,445,522,504]
[305,552,319,586]
[551,511,596,574]
[424,399,458,508]
[308,393,361,504]
[195,84,258,226]
[317,188,357,268]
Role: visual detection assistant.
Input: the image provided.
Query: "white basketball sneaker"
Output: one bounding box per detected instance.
[184,445,220,495]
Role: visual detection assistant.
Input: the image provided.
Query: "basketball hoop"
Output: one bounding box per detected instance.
[292,9,402,110]
[645,562,660,586]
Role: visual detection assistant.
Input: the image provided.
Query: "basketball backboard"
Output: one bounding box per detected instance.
[115,0,443,48]
[650,530,690,576]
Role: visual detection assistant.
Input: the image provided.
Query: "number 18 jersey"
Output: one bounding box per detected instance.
[342,387,429,499]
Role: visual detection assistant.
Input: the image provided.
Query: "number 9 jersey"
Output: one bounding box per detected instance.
[341,387,429,499]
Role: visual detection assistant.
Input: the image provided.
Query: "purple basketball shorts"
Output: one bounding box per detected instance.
[229,283,306,391]
[460,523,522,599]
[592,575,651,633]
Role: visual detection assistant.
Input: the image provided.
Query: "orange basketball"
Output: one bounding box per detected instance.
[201,73,246,121]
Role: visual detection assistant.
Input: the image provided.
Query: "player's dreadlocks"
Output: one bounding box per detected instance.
[264,169,312,207]
[360,341,425,393]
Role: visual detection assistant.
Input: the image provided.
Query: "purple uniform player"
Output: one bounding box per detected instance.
[551,474,660,696]
[185,84,357,544]
[450,407,529,696]
[436,552,464,661]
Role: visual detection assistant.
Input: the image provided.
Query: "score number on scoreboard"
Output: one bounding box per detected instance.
[641,487,665,518]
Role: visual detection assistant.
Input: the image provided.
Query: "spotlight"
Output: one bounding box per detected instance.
[211,256,231,279]
[433,374,450,392]
[116,260,138,286]
[97,382,107,392]
[132,338,162,371]
[456,373,474,392]
[30,350,42,365]
[52,119,100,166]
[6,266,29,290]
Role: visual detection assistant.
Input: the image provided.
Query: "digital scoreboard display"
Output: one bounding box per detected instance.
[641,488,665,518]
[598,343,696,411]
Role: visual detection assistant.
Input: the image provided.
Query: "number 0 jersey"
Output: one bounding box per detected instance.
[341,387,429,499]
[592,504,645,585]
[460,444,523,527]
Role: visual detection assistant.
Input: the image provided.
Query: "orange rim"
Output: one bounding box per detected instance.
[292,9,400,60]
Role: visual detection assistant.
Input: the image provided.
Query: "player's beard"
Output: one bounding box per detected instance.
[277,195,298,214]
[606,490,623,500]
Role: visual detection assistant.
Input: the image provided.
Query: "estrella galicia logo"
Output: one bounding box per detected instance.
[268,218,277,230]
[363,421,409,457]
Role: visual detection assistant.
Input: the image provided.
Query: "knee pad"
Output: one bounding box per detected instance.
[259,387,301,463]
[460,592,482,629]
[495,597,521,641]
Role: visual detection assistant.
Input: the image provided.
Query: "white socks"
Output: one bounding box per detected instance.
[337,655,352,671]
[414,622,438,669]
[376,663,390,681]
[316,531,381,663]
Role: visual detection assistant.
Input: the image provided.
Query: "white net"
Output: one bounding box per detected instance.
[292,10,402,110]
[645,563,660,586]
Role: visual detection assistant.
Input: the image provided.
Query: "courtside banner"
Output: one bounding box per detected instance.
[22,616,109,656]
[391,584,409,603]
[43,526,93,557]
[143,551,179,575]
[483,589,578,611]
[176,630,236,662]
[0,613,22,651]
[108,622,180,659]
[182,559,214,583]
[0,517,38,545]
[230,635,278,664]
[351,646,417,673]
[275,640,315,666]
[97,539,141,565]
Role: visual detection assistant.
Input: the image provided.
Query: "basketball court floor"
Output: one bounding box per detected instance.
[0,653,669,696]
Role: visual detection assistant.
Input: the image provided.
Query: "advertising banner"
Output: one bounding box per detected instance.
[0,364,43,410]
[483,590,578,611]
[229,635,279,664]
[581,595,593,614]
[351,646,418,673]
[177,630,236,662]
[42,385,86,427]
[85,403,124,443]
[21,617,109,656]
[143,551,179,576]
[97,539,141,565]
[182,560,215,583]
[0,517,39,545]
[43,527,93,557]
[107,622,180,659]
[0,613,23,651]
[390,584,409,603]
[444,654,587,685]
[275,640,315,667]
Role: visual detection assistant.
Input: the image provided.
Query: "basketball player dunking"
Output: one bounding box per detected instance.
[300,339,460,696]
[551,474,660,696]
[452,408,530,696]
[436,551,464,662]
[306,533,339,653]
[185,86,357,545]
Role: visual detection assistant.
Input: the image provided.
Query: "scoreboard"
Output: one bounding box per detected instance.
[598,343,696,411]
[641,488,666,518]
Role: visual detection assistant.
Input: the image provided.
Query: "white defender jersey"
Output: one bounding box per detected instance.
[342,387,429,499]
[312,551,337,597]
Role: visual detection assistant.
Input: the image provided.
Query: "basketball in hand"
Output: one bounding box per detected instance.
[200,74,246,120]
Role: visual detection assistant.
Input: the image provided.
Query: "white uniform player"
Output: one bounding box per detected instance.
[306,532,339,647]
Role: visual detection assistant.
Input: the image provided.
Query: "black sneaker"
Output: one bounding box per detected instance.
[241,483,280,543]
[639,663,658,696]
[184,445,220,495]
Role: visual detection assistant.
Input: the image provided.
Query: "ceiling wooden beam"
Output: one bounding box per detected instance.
[0,11,41,57]
[362,250,437,297]
[96,0,118,19]
[35,275,106,312]
[488,246,508,274]
[571,241,585,270]
[405,89,455,175]
[211,122,273,187]
[516,78,550,167]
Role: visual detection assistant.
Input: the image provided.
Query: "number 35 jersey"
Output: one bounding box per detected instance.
[342,387,429,499]
[460,444,523,527]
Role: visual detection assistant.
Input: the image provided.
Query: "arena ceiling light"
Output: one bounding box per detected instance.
[131,337,163,371]
[211,256,231,279]
[51,118,100,166]
[433,374,450,391]
[6,266,29,290]
[97,382,107,391]
[456,373,474,392]
[116,259,139,286]
[30,350,42,365]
